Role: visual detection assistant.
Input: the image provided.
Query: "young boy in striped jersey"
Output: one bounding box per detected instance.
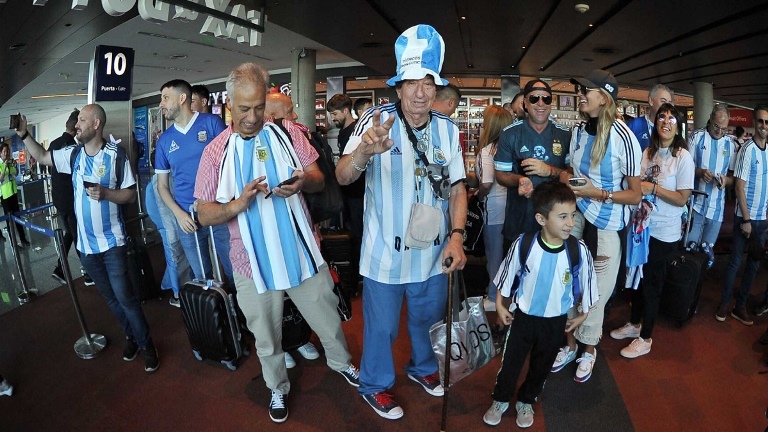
[483,181,598,428]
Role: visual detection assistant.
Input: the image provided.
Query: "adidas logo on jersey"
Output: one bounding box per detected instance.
[391,147,402,155]
[520,145,530,152]
[169,141,179,153]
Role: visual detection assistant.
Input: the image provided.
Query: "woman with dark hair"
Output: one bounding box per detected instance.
[549,70,642,382]
[475,105,514,310]
[0,142,30,247]
[610,103,694,358]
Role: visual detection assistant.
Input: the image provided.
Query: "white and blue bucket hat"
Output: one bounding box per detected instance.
[386,24,449,87]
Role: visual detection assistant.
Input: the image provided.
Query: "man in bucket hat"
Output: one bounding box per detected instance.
[336,24,467,420]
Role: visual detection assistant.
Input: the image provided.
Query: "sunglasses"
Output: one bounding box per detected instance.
[527,94,552,105]
[656,113,677,125]
[574,84,598,95]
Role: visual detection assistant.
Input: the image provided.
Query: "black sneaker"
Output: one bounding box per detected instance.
[168,296,180,308]
[336,364,360,387]
[268,391,288,423]
[122,338,140,361]
[715,303,728,322]
[361,391,403,420]
[51,267,66,285]
[731,306,754,326]
[754,301,768,317]
[144,345,159,372]
[83,274,95,286]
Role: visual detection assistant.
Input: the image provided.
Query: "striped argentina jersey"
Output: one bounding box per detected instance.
[733,139,768,221]
[213,123,323,293]
[344,104,465,284]
[493,233,598,317]
[688,128,736,222]
[52,141,135,254]
[570,120,642,230]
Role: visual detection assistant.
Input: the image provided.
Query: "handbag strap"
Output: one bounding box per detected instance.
[396,102,431,167]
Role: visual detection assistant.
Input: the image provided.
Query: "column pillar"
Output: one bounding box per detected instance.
[291,48,316,131]
[693,82,714,130]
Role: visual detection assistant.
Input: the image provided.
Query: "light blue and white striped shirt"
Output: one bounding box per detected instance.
[344,104,465,284]
[734,139,768,221]
[493,233,598,317]
[53,141,135,255]
[570,120,642,230]
[688,128,736,222]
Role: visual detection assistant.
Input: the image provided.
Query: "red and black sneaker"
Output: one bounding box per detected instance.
[407,372,444,396]
[361,391,403,420]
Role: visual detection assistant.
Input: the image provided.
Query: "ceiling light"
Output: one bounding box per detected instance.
[461,16,466,20]
[575,3,590,13]
[9,43,27,51]
[170,54,187,60]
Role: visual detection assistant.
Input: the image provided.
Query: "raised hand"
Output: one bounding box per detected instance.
[359,109,395,156]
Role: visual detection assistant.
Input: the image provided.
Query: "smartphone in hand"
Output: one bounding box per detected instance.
[265,175,300,198]
[569,177,587,187]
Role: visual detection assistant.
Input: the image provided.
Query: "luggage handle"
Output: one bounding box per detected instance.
[190,209,223,283]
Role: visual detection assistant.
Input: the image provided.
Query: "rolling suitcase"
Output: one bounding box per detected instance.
[126,235,160,302]
[660,190,709,327]
[321,228,359,298]
[179,213,245,370]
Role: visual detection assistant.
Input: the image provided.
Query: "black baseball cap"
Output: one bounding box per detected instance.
[571,69,618,101]
[523,79,552,95]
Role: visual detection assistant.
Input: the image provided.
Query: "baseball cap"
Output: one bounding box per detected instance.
[523,79,552,95]
[386,24,449,87]
[571,69,619,101]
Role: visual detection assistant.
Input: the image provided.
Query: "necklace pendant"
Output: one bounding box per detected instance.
[415,167,427,177]
[417,138,429,153]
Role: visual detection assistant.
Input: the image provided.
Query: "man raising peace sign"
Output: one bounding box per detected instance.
[336,24,467,420]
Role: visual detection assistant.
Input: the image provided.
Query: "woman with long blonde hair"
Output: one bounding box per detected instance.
[550,70,642,382]
[475,105,513,310]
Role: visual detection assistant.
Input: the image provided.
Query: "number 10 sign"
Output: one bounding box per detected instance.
[92,45,135,102]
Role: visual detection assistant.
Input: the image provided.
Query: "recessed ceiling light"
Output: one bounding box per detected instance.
[9,43,27,51]
[170,54,187,60]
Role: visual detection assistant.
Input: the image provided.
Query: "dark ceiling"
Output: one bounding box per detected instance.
[2,0,768,127]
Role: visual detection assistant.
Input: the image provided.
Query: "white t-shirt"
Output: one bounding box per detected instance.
[641,147,695,242]
[475,145,506,226]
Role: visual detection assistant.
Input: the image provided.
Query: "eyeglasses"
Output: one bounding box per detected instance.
[656,113,677,125]
[756,118,768,125]
[711,124,728,133]
[527,95,552,105]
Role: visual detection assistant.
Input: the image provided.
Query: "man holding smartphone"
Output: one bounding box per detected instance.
[494,80,572,251]
[13,105,159,372]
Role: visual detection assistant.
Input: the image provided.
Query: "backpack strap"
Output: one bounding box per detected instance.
[69,144,84,172]
[511,232,537,297]
[114,144,126,189]
[565,235,582,300]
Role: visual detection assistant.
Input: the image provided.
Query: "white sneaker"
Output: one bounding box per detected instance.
[515,401,534,428]
[296,342,320,360]
[610,322,641,340]
[551,346,577,373]
[483,297,497,312]
[482,400,509,426]
[574,351,595,383]
[284,352,296,368]
[620,337,652,359]
[0,379,13,396]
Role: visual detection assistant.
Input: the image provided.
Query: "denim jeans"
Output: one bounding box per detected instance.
[688,210,723,246]
[81,245,152,348]
[145,176,190,295]
[177,221,233,284]
[720,216,768,308]
[483,223,505,302]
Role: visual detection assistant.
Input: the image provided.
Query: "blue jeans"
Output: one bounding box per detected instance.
[688,210,723,246]
[177,221,234,284]
[358,274,447,395]
[483,223,505,302]
[81,246,152,348]
[145,176,189,295]
[721,216,768,308]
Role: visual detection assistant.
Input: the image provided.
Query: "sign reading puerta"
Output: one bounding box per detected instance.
[66,0,264,47]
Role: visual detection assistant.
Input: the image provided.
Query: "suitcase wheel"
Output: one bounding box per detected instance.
[193,350,203,361]
[222,359,238,371]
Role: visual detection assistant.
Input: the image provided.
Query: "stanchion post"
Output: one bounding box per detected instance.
[7,215,35,303]
[53,228,107,359]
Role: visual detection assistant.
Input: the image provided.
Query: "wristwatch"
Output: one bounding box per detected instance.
[450,228,465,238]
[604,191,614,204]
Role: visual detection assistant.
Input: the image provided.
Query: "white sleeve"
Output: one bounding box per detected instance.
[676,151,695,191]
[494,235,522,298]
[578,241,599,312]
[52,147,74,175]
[120,157,136,189]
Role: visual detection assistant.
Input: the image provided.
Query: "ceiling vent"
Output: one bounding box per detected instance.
[593,46,618,55]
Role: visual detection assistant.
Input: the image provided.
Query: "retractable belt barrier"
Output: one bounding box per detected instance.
[7,205,107,359]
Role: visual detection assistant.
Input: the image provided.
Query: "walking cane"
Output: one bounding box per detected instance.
[440,257,454,432]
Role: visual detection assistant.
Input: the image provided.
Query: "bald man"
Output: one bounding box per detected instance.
[432,83,461,117]
[14,104,159,372]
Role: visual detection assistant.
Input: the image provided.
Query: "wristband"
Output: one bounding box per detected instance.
[741,220,751,225]
[19,130,29,141]
[450,228,465,238]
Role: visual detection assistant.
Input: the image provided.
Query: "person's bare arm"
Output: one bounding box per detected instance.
[157,172,197,233]
[14,114,52,166]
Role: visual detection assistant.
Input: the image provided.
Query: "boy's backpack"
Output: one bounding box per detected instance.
[512,232,582,300]
[273,120,344,223]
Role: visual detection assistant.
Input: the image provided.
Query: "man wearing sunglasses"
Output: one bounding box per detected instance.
[626,84,674,151]
[687,104,736,256]
[494,79,572,250]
